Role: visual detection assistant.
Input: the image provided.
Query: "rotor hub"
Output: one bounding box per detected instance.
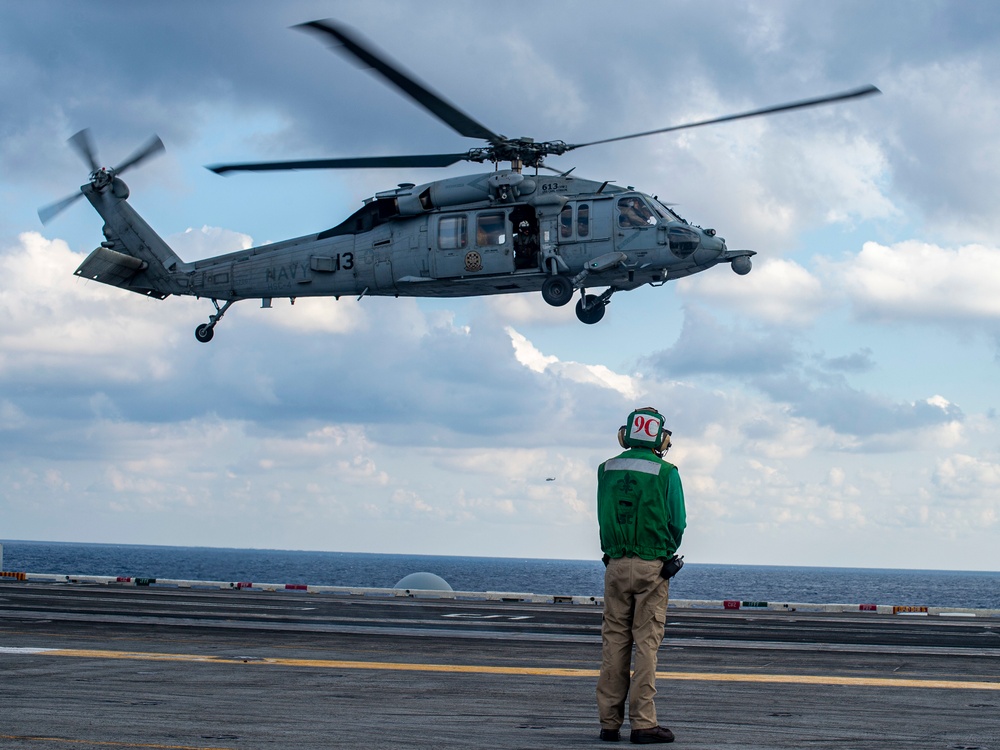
[466,139,572,170]
[90,167,115,190]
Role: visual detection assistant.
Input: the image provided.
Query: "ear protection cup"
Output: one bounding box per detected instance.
[658,431,671,453]
[618,425,628,449]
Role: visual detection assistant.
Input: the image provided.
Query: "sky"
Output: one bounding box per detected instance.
[2,1,999,572]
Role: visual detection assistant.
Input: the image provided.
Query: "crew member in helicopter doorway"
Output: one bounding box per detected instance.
[596,407,686,744]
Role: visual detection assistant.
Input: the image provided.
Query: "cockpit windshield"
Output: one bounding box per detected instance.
[650,196,685,223]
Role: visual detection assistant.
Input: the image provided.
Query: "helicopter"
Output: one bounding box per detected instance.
[39,20,879,342]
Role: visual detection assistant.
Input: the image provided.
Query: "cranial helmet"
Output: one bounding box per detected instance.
[618,406,672,454]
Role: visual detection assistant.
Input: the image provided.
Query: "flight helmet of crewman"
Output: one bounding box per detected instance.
[617,406,672,456]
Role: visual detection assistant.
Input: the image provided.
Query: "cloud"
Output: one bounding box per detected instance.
[779,131,896,227]
[737,413,846,459]
[0,400,28,431]
[753,374,964,439]
[886,452,1000,534]
[167,226,252,259]
[933,454,1000,506]
[645,306,965,439]
[508,327,643,400]
[878,58,1000,241]
[482,293,572,326]
[818,347,875,374]
[0,232,189,384]
[825,240,1000,326]
[679,258,830,325]
[435,447,552,480]
[645,305,800,376]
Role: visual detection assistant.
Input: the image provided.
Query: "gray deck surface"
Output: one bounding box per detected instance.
[1,580,998,749]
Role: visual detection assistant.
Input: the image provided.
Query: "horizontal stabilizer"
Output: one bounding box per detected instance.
[74,246,169,299]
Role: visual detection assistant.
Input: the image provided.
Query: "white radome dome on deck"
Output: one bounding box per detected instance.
[394,572,453,592]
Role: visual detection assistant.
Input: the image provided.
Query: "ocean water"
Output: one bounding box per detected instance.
[2,540,998,609]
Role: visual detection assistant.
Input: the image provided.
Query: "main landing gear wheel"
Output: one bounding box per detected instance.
[575,294,606,324]
[541,275,573,307]
[195,324,215,343]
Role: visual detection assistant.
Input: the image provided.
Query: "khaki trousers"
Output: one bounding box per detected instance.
[596,556,670,731]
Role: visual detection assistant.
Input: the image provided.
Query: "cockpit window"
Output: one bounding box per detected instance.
[617,196,657,228]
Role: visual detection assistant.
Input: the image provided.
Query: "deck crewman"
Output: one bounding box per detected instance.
[596,407,686,744]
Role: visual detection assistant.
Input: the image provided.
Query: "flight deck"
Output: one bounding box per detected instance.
[1,578,998,749]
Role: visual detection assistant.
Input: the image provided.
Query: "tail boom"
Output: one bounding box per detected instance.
[77,181,189,298]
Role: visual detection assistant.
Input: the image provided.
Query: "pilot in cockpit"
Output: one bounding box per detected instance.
[618,197,655,228]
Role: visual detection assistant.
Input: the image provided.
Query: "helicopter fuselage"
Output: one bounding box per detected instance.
[76,169,753,338]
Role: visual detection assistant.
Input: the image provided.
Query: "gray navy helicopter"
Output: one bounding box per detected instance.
[39,20,879,342]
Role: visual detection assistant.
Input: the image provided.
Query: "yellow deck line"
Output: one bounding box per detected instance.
[36,648,1000,691]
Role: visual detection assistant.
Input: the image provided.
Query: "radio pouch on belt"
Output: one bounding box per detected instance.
[661,554,684,579]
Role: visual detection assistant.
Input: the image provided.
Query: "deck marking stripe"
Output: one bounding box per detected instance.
[0,735,233,750]
[30,648,1000,691]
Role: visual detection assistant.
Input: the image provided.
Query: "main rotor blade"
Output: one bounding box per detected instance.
[297,20,502,144]
[207,152,471,175]
[38,190,84,225]
[69,129,100,172]
[567,85,881,151]
[113,134,165,175]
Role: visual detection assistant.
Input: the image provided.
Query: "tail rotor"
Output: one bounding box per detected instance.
[38,129,165,225]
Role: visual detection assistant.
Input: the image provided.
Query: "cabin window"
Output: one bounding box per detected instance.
[560,204,591,239]
[559,205,573,238]
[438,215,468,250]
[577,203,590,237]
[476,211,506,246]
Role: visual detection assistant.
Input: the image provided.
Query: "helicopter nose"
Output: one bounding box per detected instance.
[700,230,725,253]
[684,229,726,266]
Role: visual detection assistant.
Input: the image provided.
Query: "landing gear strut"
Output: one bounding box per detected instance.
[195,298,235,343]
